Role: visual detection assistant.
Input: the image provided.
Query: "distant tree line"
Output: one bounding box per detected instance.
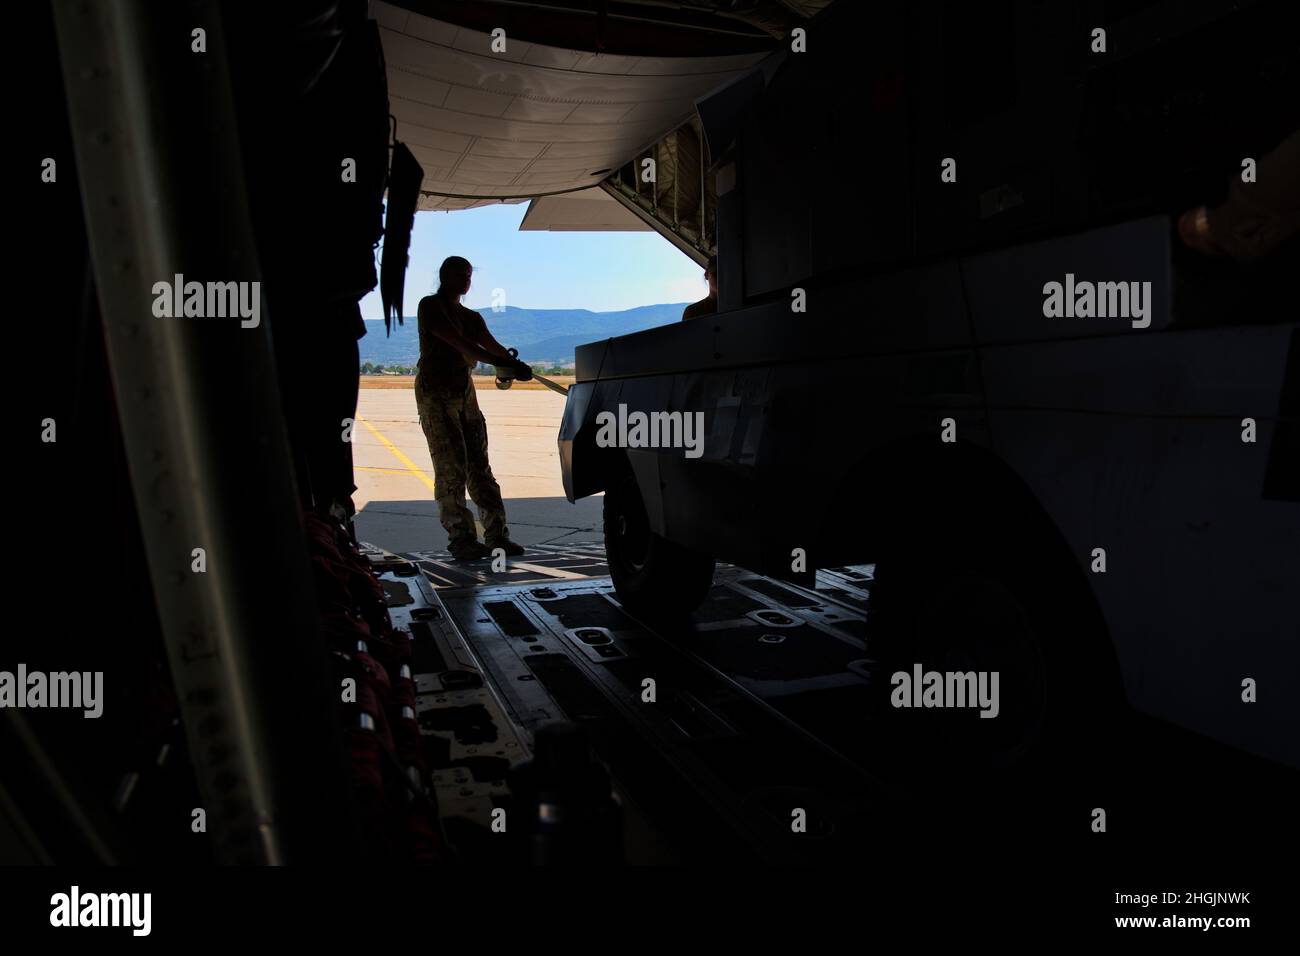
[359,361,573,376]
[360,362,416,375]
[476,361,573,376]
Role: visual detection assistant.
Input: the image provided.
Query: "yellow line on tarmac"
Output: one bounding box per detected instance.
[355,415,438,495]
[354,465,423,475]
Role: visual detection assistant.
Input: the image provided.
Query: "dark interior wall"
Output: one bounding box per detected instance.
[6,1,202,864]
[730,0,1298,302]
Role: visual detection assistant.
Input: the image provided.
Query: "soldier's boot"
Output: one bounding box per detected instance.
[448,538,492,561]
[485,537,525,557]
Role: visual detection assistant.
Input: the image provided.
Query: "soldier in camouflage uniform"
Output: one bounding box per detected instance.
[415,256,533,560]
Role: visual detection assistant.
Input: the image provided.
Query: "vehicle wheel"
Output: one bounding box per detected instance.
[603,473,715,616]
[866,509,1124,822]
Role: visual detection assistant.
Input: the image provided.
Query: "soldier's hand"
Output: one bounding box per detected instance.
[512,360,534,382]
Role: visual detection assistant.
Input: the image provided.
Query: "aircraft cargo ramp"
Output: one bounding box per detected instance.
[364,541,1297,866]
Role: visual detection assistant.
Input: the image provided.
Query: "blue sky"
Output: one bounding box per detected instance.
[358,202,707,317]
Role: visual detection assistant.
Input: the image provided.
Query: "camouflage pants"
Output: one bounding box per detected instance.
[415,376,509,546]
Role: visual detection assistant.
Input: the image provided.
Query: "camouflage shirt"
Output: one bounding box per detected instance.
[416,295,486,393]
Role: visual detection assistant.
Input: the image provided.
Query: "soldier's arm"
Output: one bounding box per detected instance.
[464,308,532,380]
[419,298,510,366]
[468,311,513,359]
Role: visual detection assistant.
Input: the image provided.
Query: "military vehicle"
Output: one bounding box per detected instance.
[5,0,1295,890]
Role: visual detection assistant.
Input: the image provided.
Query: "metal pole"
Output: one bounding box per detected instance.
[53,0,361,863]
[652,140,659,217]
[672,128,679,232]
[699,118,709,252]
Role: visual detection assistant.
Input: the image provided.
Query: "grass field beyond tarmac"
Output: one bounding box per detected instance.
[351,379,601,555]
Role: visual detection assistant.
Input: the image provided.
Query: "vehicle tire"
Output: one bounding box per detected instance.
[603,473,715,616]
[865,503,1124,830]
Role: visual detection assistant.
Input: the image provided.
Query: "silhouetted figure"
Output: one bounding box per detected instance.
[227,0,388,531]
[681,256,718,321]
[415,257,533,560]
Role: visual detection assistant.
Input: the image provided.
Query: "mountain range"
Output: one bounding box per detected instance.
[361,303,689,366]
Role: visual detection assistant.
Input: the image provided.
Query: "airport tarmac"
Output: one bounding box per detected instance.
[351,383,602,554]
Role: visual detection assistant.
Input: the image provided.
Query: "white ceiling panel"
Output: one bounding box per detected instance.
[519,187,651,232]
[520,46,586,71]
[386,68,450,107]
[407,144,466,168]
[500,98,579,124]
[441,85,515,117]
[467,138,548,160]
[404,14,458,46]
[370,0,767,211]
